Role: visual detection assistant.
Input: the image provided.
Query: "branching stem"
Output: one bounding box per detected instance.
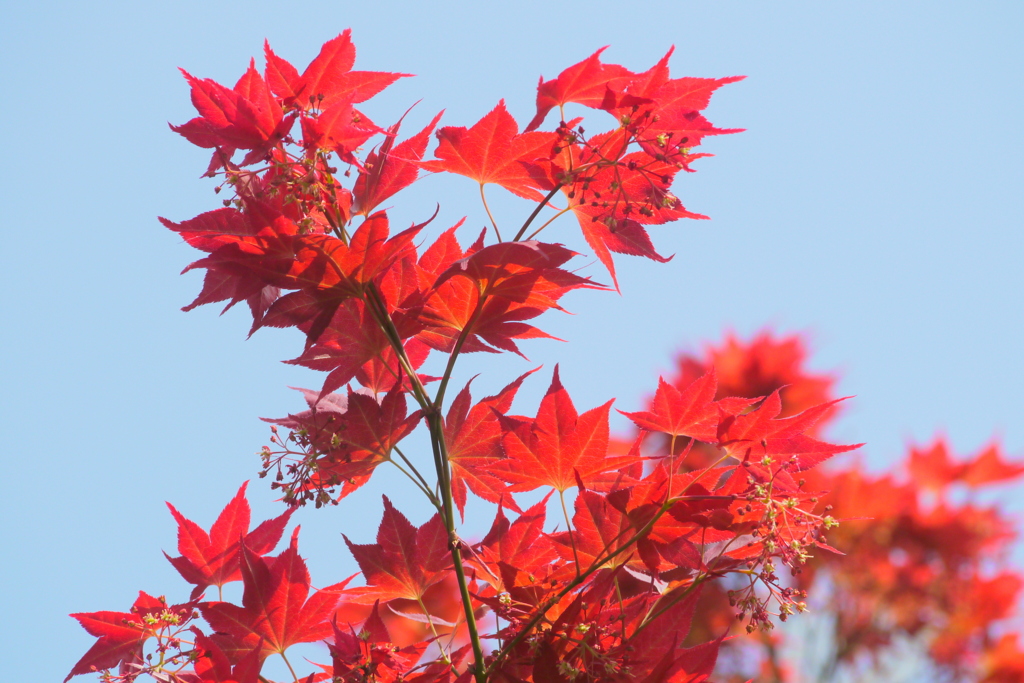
[513,184,564,241]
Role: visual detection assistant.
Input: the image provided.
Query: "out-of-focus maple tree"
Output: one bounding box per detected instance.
[655,332,1024,683]
[64,31,1021,683]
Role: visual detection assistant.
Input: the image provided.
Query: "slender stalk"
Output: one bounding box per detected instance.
[389,458,442,512]
[280,651,300,683]
[524,207,572,242]
[433,288,489,410]
[450,538,486,683]
[414,595,445,652]
[480,184,502,242]
[426,410,487,683]
[354,278,489,682]
[559,488,581,576]
[513,184,564,241]
[392,445,438,505]
[362,285,433,411]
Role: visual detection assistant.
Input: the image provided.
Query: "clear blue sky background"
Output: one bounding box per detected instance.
[2,1,1022,680]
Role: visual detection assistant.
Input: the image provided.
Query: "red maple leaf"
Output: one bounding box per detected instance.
[961,441,1024,487]
[551,489,638,572]
[634,634,723,683]
[907,437,963,491]
[563,148,702,288]
[525,130,698,288]
[354,111,444,216]
[597,48,743,167]
[299,98,382,160]
[263,384,423,502]
[444,371,536,517]
[190,630,262,683]
[619,371,720,444]
[172,62,295,168]
[716,390,860,471]
[164,198,421,350]
[329,603,427,683]
[164,482,294,599]
[201,529,349,660]
[264,32,409,111]
[419,238,597,356]
[473,495,557,584]
[355,337,436,395]
[65,593,199,682]
[613,55,743,157]
[909,436,1024,491]
[671,330,838,423]
[281,299,394,399]
[421,101,558,200]
[525,47,635,131]
[488,366,640,493]
[344,497,452,604]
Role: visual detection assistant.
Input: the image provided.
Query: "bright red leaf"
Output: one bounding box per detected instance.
[262,384,422,504]
[66,593,198,682]
[201,529,348,660]
[269,31,409,111]
[191,630,262,683]
[344,497,452,604]
[164,482,294,599]
[525,47,634,131]
[619,371,720,443]
[444,371,536,517]
[354,111,444,215]
[422,101,558,200]
[488,366,640,493]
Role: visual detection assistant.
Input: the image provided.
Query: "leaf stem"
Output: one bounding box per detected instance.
[559,488,581,576]
[392,445,438,504]
[363,285,433,411]
[389,456,442,512]
[480,184,502,242]
[354,276,489,680]
[513,184,564,242]
[524,207,572,242]
[414,595,445,651]
[280,651,300,683]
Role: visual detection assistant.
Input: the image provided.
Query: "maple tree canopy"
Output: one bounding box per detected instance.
[68,31,1024,683]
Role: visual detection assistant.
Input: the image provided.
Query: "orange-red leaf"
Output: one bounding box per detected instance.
[619,371,719,443]
[488,367,639,493]
[422,101,557,200]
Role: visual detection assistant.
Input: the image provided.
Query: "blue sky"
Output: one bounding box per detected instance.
[2,1,1022,680]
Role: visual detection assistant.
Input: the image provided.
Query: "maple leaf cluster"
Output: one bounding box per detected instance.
[654,331,1024,683]
[69,34,867,683]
